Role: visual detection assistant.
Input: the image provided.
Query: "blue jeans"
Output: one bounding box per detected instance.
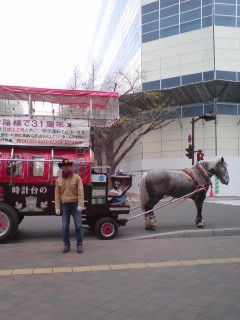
[61,202,83,247]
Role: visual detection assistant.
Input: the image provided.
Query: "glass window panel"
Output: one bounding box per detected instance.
[204,103,215,114]
[202,4,213,17]
[142,1,159,15]
[180,19,201,33]
[215,15,236,26]
[182,105,203,118]
[161,15,179,28]
[30,158,44,177]
[217,104,237,115]
[237,16,240,25]
[142,30,159,43]
[161,76,180,89]
[142,80,160,91]
[216,70,236,81]
[215,0,236,4]
[7,156,23,176]
[161,4,179,18]
[237,5,240,16]
[142,20,159,33]
[182,73,202,85]
[180,0,201,13]
[215,4,236,16]
[161,25,179,38]
[238,72,240,81]
[142,11,159,24]
[238,0,240,4]
[181,8,201,23]
[160,0,178,9]
[202,16,213,27]
[203,71,214,81]
[203,0,213,5]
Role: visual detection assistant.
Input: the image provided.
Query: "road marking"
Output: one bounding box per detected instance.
[0,257,240,276]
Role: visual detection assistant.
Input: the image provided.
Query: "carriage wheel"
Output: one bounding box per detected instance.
[95,217,118,240]
[0,203,19,243]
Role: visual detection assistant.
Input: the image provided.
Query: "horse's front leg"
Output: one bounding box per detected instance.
[194,194,206,228]
[144,198,160,231]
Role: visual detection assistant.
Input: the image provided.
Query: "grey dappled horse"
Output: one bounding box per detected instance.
[139,157,229,230]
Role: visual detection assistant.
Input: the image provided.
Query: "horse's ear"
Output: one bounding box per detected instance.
[221,157,224,163]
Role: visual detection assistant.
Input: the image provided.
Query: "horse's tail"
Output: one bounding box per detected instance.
[139,173,150,211]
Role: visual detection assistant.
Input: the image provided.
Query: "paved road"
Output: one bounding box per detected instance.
[1,197,240,320]
[12,197,240,243]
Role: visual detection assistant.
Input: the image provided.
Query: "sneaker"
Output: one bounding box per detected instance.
[77,246,83,253]
[62,246,70,253]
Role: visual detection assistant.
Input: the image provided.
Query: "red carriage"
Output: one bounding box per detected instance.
[0,85,132,242]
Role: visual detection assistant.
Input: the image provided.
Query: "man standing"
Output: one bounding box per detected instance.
[55,159,84,253]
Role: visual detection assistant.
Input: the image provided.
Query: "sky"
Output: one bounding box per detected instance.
[0,0,101,89]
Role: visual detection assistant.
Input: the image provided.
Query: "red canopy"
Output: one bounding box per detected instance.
[0,84,118,107]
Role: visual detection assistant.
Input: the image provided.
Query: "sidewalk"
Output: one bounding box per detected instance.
[1,235,240,320]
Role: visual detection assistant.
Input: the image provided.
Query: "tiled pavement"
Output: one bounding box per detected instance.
[1,236,240,320]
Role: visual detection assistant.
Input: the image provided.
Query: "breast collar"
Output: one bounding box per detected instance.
[182,163,212,190]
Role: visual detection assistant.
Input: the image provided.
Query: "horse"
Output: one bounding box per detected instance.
[139,157,229,230]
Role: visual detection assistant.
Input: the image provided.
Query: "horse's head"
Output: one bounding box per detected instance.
[212,157,230,185]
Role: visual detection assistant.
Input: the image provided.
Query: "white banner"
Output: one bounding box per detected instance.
[0,117,90,147]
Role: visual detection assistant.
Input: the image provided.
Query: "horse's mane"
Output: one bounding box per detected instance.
[198,157,227,171]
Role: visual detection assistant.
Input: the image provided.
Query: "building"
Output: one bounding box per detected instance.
[89,0,240,196]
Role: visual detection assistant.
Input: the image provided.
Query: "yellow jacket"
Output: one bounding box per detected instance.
[55,174,84,210]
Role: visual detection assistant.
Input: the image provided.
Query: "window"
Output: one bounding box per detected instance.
[142,20,159,33]
[217,104,237,115]
[160,14,179,28]
[215,15,236,26]
[203,0,213,5]
[161,25,179,37]
[180,19,201,33]
[202,4,212,17]
[216,70,236,81]
[180,0,201,13]
[202,16,213,27]
[160,0,178,9]
[7,155,23,176]
[181,8,201,23]
[142,30,159,43]
[142,1,159,14]
[161,76,180,89]
[161,4,179,18]
[142,80,160,91]
[30,157,44,177]
[182,73,202,85]
[203,71,214,81]
[182,105,203,118]
[142,10,159,24]
[215,0,236,4]
[215,4,236,16]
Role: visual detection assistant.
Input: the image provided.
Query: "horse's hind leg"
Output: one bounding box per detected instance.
[144,198,160,231]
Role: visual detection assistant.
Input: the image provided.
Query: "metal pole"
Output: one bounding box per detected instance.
[192,117,195,165]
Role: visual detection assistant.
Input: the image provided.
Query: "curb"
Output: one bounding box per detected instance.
[126,228,240,240]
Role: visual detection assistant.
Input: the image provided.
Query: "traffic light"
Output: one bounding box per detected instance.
[197,150,204,161]
[185,144,193,159]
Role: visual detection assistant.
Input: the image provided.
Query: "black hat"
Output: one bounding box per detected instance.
[58,159,73,168]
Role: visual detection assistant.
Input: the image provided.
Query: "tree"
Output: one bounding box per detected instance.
[67,64,176,174]
[93,90,175,174]
[66,66,82,90]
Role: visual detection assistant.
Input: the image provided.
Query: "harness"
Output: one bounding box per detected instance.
[182,163,212,192]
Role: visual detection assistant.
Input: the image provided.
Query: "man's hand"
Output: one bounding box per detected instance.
[55,209,60,215]
[77,206,84,212]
